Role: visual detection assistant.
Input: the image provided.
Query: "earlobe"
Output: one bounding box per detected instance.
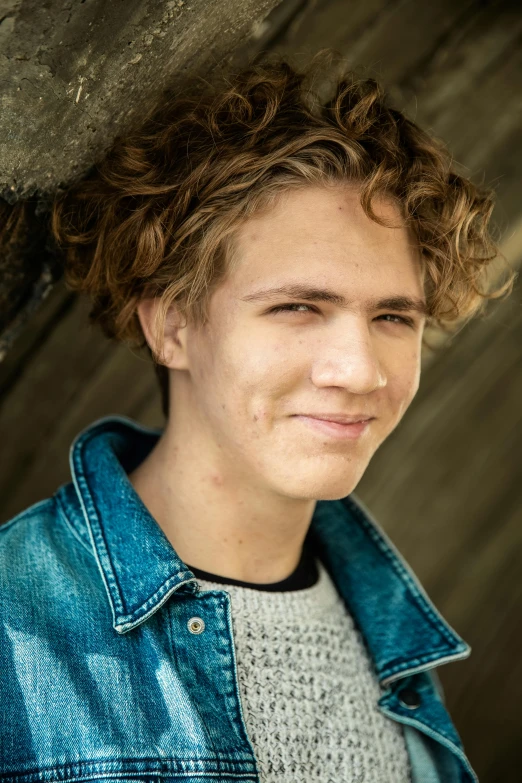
[136,296,189,370]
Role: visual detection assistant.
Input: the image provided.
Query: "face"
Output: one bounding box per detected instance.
[170,184,426,501]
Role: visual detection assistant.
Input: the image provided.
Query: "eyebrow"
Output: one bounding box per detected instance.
[240,284,429,316]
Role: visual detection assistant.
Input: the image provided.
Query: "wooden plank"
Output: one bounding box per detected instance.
[0,282,73,398]
[402,2,522,139]
[0,0,282,197]
[0,293,162,522]
[2,343,163,522]
[268,0,476,84]
[265,0,522,230]
[398,7,522,227]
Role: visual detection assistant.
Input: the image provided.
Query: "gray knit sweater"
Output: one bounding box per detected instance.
[197,558,412,782]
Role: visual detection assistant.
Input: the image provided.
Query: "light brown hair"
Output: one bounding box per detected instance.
[51,50,516,418]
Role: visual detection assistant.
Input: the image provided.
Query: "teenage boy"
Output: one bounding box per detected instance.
[1,54,513,782]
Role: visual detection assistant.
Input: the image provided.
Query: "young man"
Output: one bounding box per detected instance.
[0,54,514,782]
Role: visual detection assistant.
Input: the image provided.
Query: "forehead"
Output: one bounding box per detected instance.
[226,184,422,288]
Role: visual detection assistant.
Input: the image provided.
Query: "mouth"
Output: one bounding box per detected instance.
[292,415,373,440]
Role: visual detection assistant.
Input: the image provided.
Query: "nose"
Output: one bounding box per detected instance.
[310,323,386,395]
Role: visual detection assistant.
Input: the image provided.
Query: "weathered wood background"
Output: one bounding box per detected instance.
[1,1,521,781]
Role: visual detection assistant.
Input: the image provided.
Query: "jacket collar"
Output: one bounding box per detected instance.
[58,415,471,688]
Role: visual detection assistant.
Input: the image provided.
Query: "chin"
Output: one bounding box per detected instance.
[310,484,361,502]
[278,468,364,502]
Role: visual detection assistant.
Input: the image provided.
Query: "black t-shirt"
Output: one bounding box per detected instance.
[186,529,318,591]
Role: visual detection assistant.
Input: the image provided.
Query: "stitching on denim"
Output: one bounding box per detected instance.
[219,591,259,767]
[0,776,256,783]
[2,755,247,772]
[115,573,199,627]
[76,465,125,613]
[55,493,94,558]
[0,754,257,783]
[70,420,201,626]
[384,648,456,673]
[378,708,478,783]
[71,429,126,617]
[379,648,461,678]
[164,598,221,779]
[344,496,462,647]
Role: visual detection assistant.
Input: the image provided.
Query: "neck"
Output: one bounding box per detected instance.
[128,412,316,584]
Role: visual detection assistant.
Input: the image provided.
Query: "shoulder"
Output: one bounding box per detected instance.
[0,490,84,552]
[0,496,59,597]
[0,496,59,555]
[0,484,92,553]
[1,495,57,529]
[0,489,95,613]
[0,499,57,641]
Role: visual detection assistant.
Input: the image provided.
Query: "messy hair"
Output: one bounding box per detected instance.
[51,50,516,418]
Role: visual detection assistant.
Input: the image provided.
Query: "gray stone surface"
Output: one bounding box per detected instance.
[0,0,280,201]
[0,0,281,348]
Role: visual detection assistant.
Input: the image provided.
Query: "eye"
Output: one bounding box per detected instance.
[268,304,414,327]
[376,314,414,327]
[268,303,317,315]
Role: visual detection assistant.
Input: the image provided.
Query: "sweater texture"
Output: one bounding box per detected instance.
[196,557,412,782]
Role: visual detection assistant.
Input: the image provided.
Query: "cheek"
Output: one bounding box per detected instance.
[234,324,296,376]
[224,337,302,425]
[193,334,276,410]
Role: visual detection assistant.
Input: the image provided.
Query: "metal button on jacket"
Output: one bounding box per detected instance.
[187,616,205,634]
[398,687,422,709]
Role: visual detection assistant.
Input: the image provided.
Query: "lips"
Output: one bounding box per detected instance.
[296,414,374,424]
[293,415,373,440]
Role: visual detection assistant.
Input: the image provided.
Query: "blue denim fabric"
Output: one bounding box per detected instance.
[0,415,478,783]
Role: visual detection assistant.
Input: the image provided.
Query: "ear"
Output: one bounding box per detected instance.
[136,297,189,370]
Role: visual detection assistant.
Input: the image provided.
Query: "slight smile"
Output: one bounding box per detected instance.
[292,415,374,440]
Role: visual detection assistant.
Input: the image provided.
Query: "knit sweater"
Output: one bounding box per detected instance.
[196,557,412,782]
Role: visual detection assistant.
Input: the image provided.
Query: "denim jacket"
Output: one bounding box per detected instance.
[0,415,478,783]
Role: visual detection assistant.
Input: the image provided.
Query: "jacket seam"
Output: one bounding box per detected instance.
[71,422,197,625]
[379,708,478,783]
[72,443,126,617]
[71,421,160,618]
[165,598,221,778]
[115,572,199,627]
[55,493,95,558]
[0,755,256,782]
[380,647,460,678]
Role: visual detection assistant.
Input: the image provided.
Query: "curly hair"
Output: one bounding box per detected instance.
[51,50,516,418]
